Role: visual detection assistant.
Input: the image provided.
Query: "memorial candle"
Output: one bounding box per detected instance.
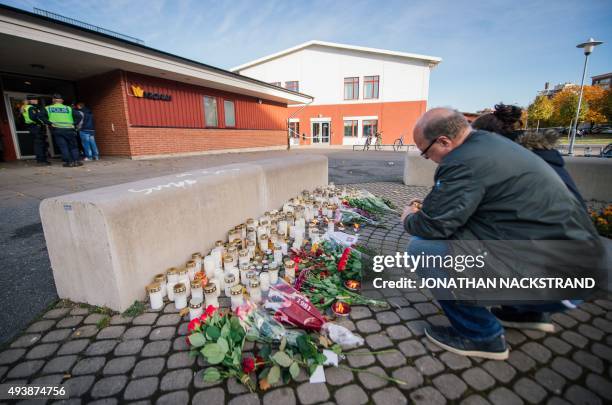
[186,260,197,281]
[189,299,203,321]
[153,273,167,298]
[173,283,187,309]
[147,283,163,310]
[203,282,219,309]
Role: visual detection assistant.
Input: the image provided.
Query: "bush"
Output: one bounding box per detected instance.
[590,205,612,238]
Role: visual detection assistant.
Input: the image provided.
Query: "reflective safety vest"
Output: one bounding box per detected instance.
[45,103,74,129]
[22,105,35,125]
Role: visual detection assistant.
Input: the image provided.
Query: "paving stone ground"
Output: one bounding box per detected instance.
[0,182,610,404]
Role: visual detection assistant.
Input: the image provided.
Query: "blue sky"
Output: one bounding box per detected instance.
[2,0,611,112]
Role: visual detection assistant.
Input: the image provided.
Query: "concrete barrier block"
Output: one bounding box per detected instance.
[564,157,612,202]
[40,156,328,311]
[403,151,438,186]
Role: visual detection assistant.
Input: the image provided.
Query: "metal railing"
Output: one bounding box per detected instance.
[33,8,145,45]
[352,144,418,152]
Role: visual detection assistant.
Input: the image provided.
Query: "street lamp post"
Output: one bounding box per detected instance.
[568,38,603,156]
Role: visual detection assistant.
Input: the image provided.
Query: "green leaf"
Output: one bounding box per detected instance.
[289,362,300,379]
[272,351,293,368]
[202,343,225,365]
[259,344,272,359]
[259,367,270,380]
[221,321,231,337]
[188,333,206,348]
[267,365,281,385]
[217,337,229,354]
[206,325,221,340]
[331,344,343,355]
[203,367,221,382]
[279,336,287,352]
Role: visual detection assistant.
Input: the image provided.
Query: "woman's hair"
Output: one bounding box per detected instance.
[472,103,523,138]
[516,129,560,150]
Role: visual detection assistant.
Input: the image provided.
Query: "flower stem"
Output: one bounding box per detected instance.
[339,365,408,385]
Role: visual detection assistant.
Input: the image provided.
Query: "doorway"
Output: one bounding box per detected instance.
[311,121,330,145]
[3,91,57,159]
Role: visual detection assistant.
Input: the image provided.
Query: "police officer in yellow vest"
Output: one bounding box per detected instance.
[42,94,83,167]
[22,95,50,165]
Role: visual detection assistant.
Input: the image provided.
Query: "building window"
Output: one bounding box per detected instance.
[285,81,299,92]
[364,76,379,99]
[224,100,235,127]
[343,120,358,137]
[344,77,359,100]
[204,96,218,127]
[289,121,300,138]
[363,120,378,138]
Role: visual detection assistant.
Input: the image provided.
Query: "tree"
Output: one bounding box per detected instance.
[527,96,553,131]
[581,85,607,125]
[602,89,612,122]
[550,87,588,126]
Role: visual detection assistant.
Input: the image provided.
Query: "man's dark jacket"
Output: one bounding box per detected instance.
[404,130,606,302]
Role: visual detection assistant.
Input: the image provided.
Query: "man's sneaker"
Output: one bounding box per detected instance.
[83,157,90,161]
[491,308,555,333]
[425,326,509,360]
[75,161,84,167]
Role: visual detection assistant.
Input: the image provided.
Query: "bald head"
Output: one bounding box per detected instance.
[413,108,471,163]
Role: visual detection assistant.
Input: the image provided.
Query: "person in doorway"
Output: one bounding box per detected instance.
[74,102,99,161]
[402,108,604,360]
[41,94,82,167]
[22,95,50,165]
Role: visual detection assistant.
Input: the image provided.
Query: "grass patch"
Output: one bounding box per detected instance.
[96,315,110,330]
[122,301,146,318]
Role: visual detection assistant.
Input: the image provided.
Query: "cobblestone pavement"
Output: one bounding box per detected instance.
[1,182,611,405]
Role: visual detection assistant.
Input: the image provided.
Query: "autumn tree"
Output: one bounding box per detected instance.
[550,87,588,126]
[527,95,553,130]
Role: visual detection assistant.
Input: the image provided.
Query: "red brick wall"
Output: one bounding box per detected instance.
[127,128,286,157]
[76,70,131,156]
[76,70,290,158]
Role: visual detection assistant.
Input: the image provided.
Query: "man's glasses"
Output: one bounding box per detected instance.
[420,137,440,159]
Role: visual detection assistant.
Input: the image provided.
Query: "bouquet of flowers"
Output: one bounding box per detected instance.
[344,190,398,216]
[590,205,611,238]
[187,305,255,391]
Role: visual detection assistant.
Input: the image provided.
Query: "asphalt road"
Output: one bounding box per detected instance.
[0,149,406,345]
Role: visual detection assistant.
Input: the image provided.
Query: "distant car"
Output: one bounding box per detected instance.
[590,124,612,135]
[601,143,612,158]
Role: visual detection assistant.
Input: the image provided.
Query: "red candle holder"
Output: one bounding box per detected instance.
[344,279,361,292]
[331,301,351,317]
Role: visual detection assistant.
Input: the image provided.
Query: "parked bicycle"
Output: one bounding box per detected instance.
[362,131,383,151]
[393,134,405,151]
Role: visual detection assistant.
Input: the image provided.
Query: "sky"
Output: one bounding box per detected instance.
[2,0,611,112]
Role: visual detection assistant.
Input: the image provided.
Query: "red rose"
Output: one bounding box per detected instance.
[255,355,265,369]
[242,356,255,373]
[187,318,201,332]
[185,336,190,345]
[205,305,218,317]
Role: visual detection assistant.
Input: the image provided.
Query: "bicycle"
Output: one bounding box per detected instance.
[362,133,373,151]
[393,134,404,151]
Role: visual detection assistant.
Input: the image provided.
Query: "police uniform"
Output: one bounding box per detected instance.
[22,96,49,164]
[43,94,82,167]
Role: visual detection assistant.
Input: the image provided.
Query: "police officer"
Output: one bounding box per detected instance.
[42,94,83,167]
[22,95,50,165]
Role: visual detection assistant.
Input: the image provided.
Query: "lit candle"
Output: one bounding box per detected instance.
[259,234,269,252]
[268,263,279,284]
[153,273,167,298]
[203,255,216,279]
[211,248,223,270]
[239,263,250,285]
[191,279,203,301]
[223,255,235,274]
[238,249,249,266]
[191,252,203,273]
[147,283,163,310]
[273,244,283,265]
[230,285,243,311]
[189,298,203,321]
[166,268,179,301]
[246,240,256,259]
[177,268,191,296]
[204,282,219,309]
[246,270,257,289]
[250,280,262,304]
[186,260,197,281]
[213,267,224,297]
[224,273,237,297]
[278,219,288,237]
[259,271,270,293]
[173,283,187,309]
[284,259,296,282]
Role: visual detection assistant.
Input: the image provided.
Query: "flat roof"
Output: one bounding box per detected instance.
[0,4,313,104]
[231,40,443,72]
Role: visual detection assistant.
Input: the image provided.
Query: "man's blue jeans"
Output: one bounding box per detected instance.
[407,237,574,341]
[79,130,99,159]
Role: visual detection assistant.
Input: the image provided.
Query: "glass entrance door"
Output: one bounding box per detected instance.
[3,92,56,159]
[311,121,330,144]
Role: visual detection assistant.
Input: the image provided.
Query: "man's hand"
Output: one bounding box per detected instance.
[401,199,423,222]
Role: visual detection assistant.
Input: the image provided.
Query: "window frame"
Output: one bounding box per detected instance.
[362,119,378,137]
[343,120,358,137]
[343,77,359,100]
[285,81,299,92]
[289,121,300,138]
[270,82,281,87]
[203,96,219,128]
[363,75,380,99]
[223,99,236,128]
